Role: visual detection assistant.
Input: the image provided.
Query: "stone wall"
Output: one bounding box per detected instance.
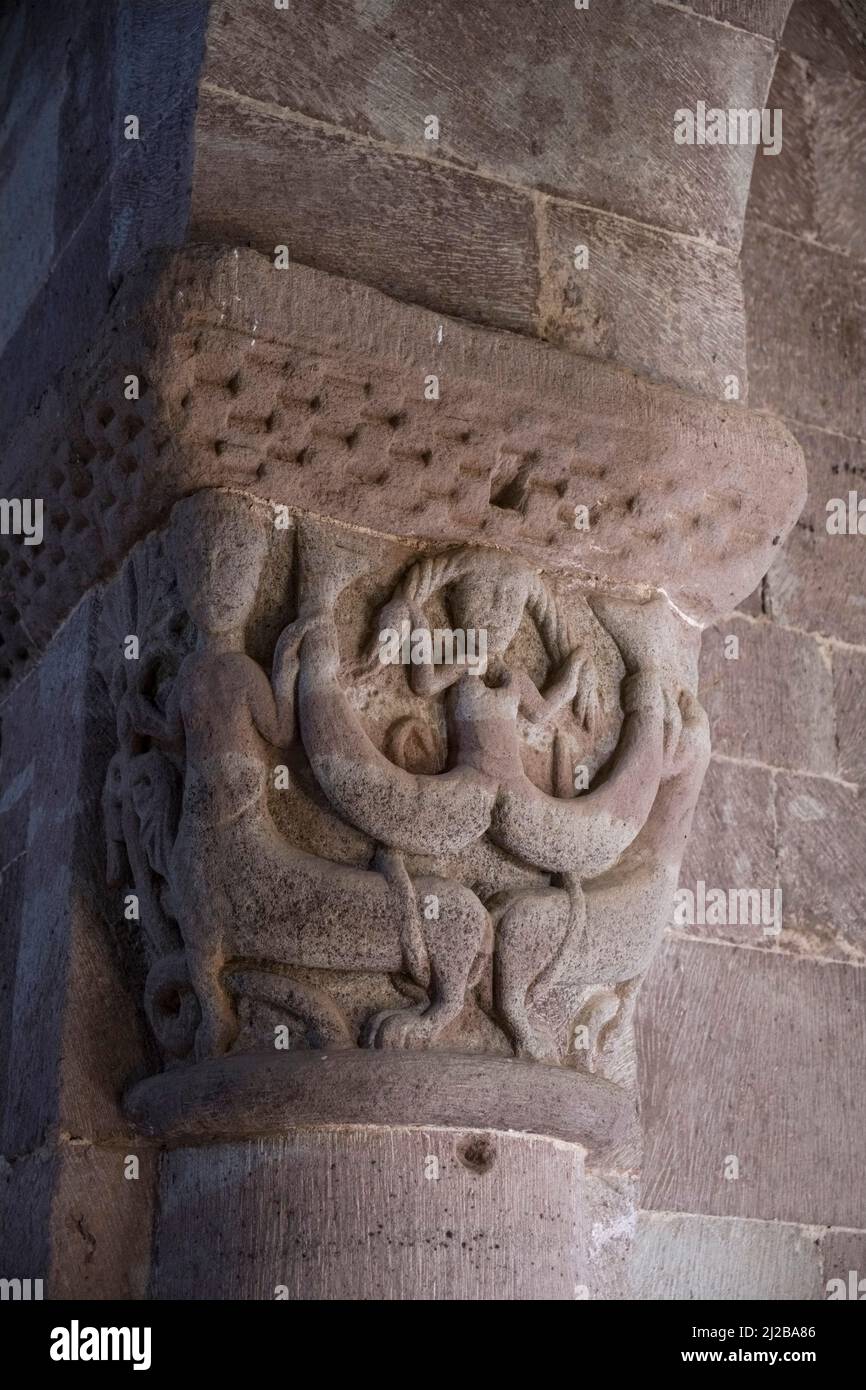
[0,0,207,1297]
[636,0,866,1299]
[0,0,208,452]
[191,0,783,400]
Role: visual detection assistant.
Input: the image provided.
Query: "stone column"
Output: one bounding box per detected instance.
[3,247,805,1299]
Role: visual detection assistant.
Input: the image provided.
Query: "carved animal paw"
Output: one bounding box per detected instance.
[365,1005,442,1050]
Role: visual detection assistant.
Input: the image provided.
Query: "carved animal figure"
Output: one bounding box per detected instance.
[487,688,710,1060]
[294,542,608,856]
[292,530,699,1061]
[106,496,709,1072]
[125,494,491,1060]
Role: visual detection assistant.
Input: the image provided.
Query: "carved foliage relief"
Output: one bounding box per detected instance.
[98,489,710,1085]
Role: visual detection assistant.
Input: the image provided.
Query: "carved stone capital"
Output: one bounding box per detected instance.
[84,252,804,1085]
[61,247,803,1296]
[105,490,708,1136]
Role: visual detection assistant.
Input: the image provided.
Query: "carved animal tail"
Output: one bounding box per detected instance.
[373,847,431,993]
[528,871,587,1007]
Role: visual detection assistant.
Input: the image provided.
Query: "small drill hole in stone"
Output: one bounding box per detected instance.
[456,1134,496,1174]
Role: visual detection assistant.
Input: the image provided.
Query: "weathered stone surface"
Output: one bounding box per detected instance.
[153,1128,613,1300]
[2,602,96,1154]
[0,0,208,458]
[682,0,793,40]
[0,1148,54,1281]
[766,424,866,647]
[747,50,818,246]
[776,773,866,960]
[743,222,866,438]
[49,1145,156,1300]
[638,937,866,1226]
[109,0,209,278]
[750,50,866,261]
[585,1171,637,1300]
[0,672,36,870]
[783,0,866,79]
[201,0,778,249]
[191,85,539,335]
[698,617,835,774]
[53,6,117,251]
[0,2,115,353]
[821,1227,866,1297]
[0,2,71,146]
[124,246,796,624]
[671,756,777,945]
[0,1144,155,1299]
[738,578,765,617]
[0,856,27,1119]
[539,199,747,398]
[127,1052,639,1167]
[0,186,113,474]
[810,69,866,263]
[0,245,804,703]
[0,58,63,352]
[833,647,866,784]
[0,600,151,1157]
[634,1210,822,1300]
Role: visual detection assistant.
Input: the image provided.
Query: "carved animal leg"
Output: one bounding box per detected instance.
[227,968,354,1047]
[373,846,430,991]
[490,888,571,1062]
[526,872,586,1007]
[188,952,239,1061]
[366,878,491,1049]
[178,881,239,1060]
